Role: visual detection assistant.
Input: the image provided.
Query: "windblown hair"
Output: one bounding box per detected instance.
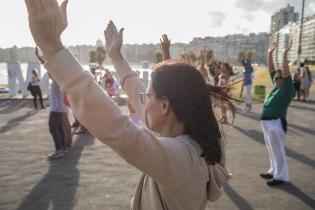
[151,60,236,165]
[32,69,38,78]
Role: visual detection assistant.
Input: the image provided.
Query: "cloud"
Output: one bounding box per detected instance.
[208,11,227,27]
[235,0,315,16]
[241,13,256,22]
[236,24,250,33]
[235,0,267,12]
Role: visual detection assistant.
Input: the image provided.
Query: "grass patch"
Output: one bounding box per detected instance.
[231,67,272,100]
[308,65,315,71]
[0,93,9,97]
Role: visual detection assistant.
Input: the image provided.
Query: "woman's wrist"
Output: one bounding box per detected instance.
[110,52,124,63]
[40,40,65,61]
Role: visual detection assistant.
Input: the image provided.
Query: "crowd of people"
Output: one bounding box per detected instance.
[23,0,312,209]
[292,63,313,101]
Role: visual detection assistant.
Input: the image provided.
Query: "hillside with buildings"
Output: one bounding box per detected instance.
[0,33,269,65]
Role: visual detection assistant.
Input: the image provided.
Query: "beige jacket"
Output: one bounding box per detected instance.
[45,49,232,210]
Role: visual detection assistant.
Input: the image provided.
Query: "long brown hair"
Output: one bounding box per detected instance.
[151,60,235,165]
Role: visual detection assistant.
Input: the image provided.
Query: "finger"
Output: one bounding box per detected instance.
[25,0,37,16]
[105,22,112,41]
[109,20,119,35]
[60,0,68,18]
[118,28,124,40]
[33,0,47,13]
[104,29,109,41]
[107,22,116,38]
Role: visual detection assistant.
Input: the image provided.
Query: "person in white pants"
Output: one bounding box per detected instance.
[240,53,254,111]
[260,42,295,186]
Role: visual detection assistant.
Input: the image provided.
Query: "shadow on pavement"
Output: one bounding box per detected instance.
[290,104,315,112]
[0,100,33,114]
[224,184,254,210]
[233,126,315,169]
[0,110,39,134]
[237,110,315,137]
[275,182,315,209]
[17,133,94,210]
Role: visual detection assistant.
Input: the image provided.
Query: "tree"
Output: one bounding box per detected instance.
[89,46,106,68]
[154,52,163,63]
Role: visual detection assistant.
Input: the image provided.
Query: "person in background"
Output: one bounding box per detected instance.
[30,68,45,109]
[299,63,310,102]
[104,69,115,95]
[240,52,254,111]
[218,62,231,123]
[260,42,294,186]
[62,93,72,147]
[199,49,211,83]
[47,76,68,160]
[305,66,313,99]
[292,68,301,101]
[35,46,71,156]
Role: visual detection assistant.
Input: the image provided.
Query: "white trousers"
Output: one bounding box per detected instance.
[261,119,289,181]
[244,84,252,104]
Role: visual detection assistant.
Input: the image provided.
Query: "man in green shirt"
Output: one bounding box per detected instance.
[260,41,294,186]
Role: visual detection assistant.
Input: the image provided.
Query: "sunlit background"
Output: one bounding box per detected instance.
[0,0,314,47]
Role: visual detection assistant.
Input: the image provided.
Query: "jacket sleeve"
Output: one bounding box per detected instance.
[112,59,147,126]
[44,49,186,187]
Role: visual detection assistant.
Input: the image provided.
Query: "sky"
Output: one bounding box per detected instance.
[0,0,314,48]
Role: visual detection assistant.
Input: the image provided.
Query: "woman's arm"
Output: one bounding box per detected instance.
[25,0,187,187]
[35,47,46,64]
[104,21,147,124]
[46,49,187,187]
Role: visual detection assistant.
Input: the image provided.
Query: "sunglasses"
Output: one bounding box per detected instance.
[139,93,155,104]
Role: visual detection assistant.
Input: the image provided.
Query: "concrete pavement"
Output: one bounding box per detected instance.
[0,97,314,210]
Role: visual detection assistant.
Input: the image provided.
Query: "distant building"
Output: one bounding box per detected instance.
[189,33,269,64]
[300,15,315,63]
[270,14,315,66]
[270,4,299,35]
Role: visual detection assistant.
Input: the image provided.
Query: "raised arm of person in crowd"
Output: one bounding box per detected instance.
[35,46,46,64]
[282,41,292,78]
[25,0,188,187]
[160,34,171,60]
[104,21,147,123]
[199,49,209,83]
[239,52,245,66]
[268,42,277,74]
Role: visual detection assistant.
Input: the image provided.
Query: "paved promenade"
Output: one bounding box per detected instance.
[0,97,314,210]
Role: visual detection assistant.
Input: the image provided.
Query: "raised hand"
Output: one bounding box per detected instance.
[269,42,277,54]
[160,34,170,50]
[104,21,124,61]
[284,40,292,54]
[160,34,171,60]
[25,0,68,59]
[282,40,292,77]
[268,42,276,73]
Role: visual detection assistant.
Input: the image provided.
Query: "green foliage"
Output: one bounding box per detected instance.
[155,52,163,63]
[89,47,106,68]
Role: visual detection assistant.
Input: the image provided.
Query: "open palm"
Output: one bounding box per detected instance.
[104,21,124,58]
